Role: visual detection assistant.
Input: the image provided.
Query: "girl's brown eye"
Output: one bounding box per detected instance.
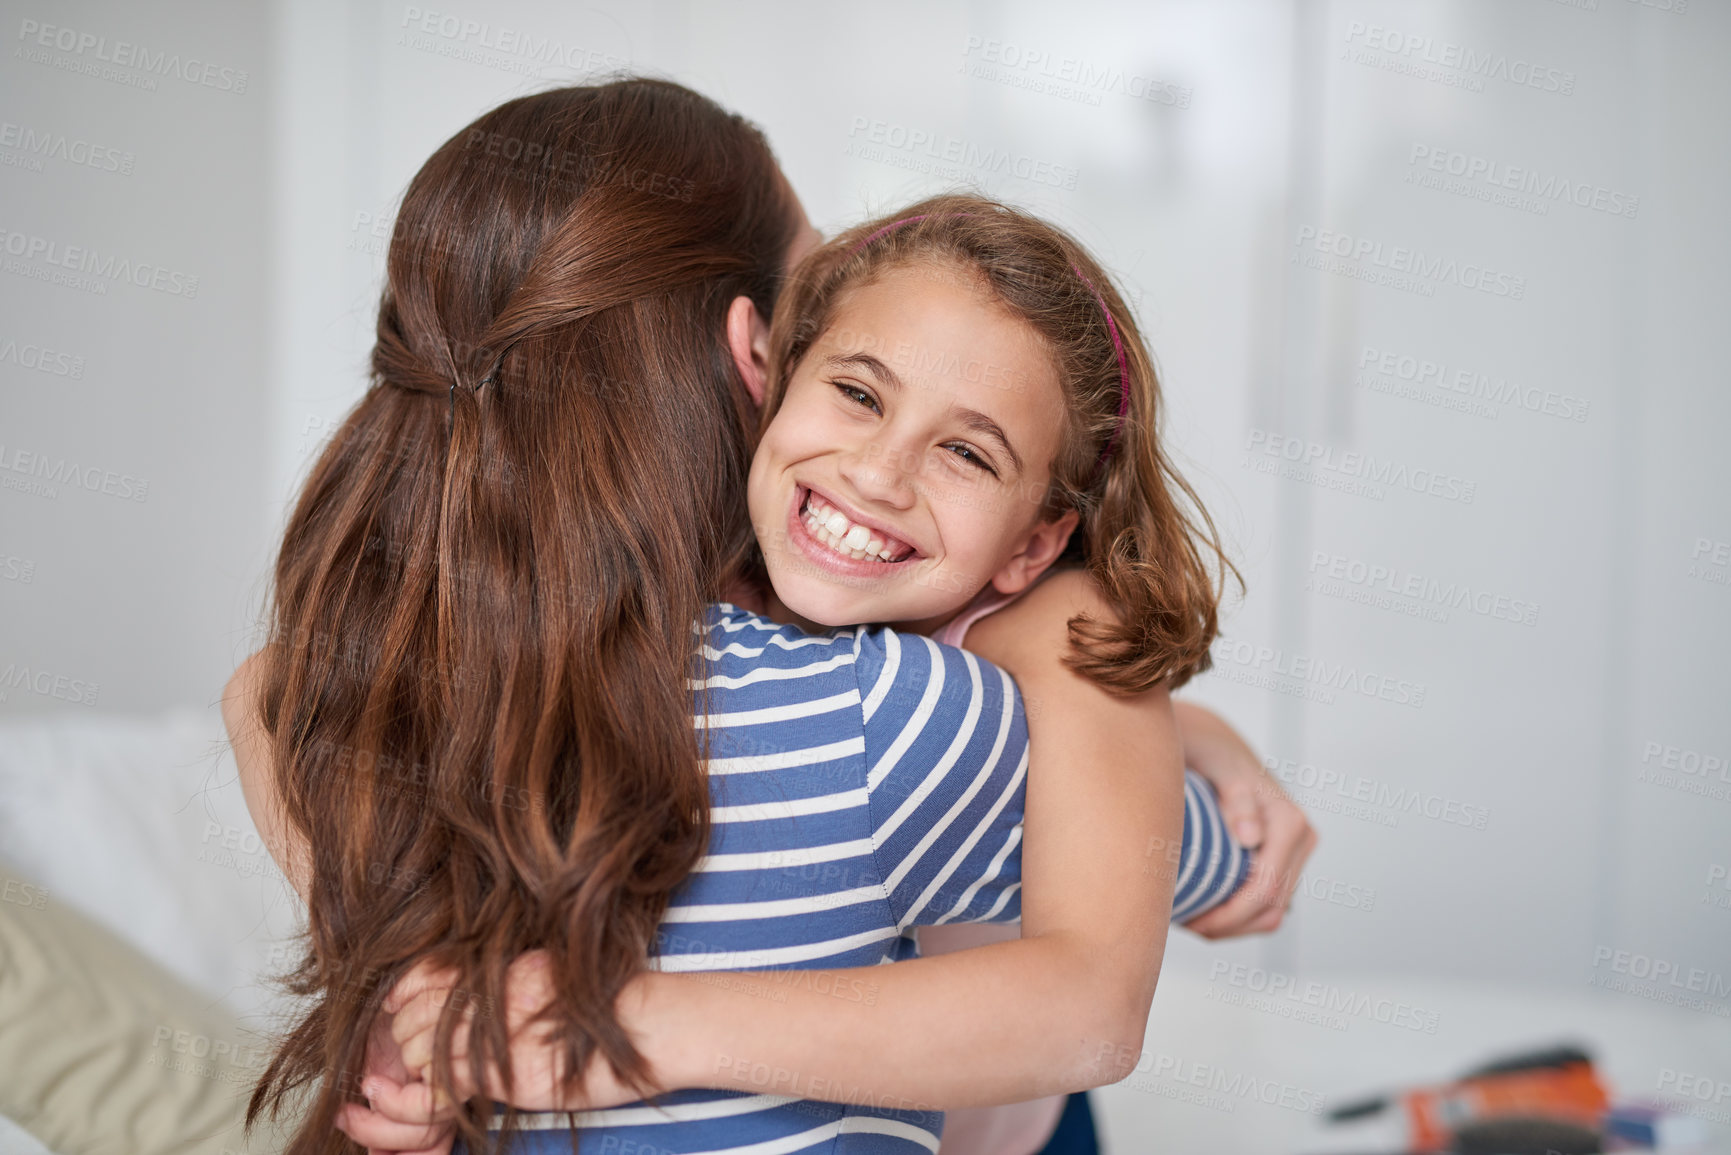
[833,382,879,413]
[946,443,997,477]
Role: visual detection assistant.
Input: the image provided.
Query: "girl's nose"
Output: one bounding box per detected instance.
[838,438,919,510]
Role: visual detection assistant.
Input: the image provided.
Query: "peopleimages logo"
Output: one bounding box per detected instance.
[0,443,150,502]
[1245,428,1477,505]
[1406,144,1638,220]
[1589,946,1731,1016]
[1264,753,1491,830]
[0,662,99,706]
[1107,1046,1328,1115]
[959,36,1192,109]
[0,334,84,379]
[15,19,249,93]
[1357,345,1590,423]
[0,119,134,175]
[1293,226,1526,300]
[1342,21,1575,95]
[0,226,199,298]
[845,116,1080,191]
[1308,550,1540,628]
[1689,536,1730,588]
[396,7,630,76]
[1207,961,1442,1033]
[1210,636,1427,709]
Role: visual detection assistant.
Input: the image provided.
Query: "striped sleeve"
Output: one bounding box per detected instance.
[853,626,1028,931]
[1170,770,1254,922]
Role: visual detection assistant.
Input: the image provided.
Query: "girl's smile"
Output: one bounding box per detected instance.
[791,483,921,568]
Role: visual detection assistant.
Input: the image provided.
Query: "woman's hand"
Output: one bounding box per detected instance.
[388,951,573,1110]
[1171,699,1317,939]
[348,951,652,1134]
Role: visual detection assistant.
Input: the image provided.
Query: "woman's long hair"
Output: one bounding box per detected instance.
[247,79,795,1152]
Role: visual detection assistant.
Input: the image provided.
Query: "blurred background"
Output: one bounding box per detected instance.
[1,0,1727,1150]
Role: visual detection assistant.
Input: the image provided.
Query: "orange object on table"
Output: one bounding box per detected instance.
[1403,1058,1610,1152]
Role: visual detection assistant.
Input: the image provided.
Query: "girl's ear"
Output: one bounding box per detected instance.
[727,295,772,408]
[990,508,1081,596]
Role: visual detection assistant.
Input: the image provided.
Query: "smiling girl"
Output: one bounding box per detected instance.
[741,196,1252,1153]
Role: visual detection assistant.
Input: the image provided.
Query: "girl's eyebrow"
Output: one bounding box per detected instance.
[823,352,1023,477]
[954,408,1022,476]
[823,352,902,389]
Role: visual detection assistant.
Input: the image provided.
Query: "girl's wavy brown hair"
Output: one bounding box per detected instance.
[246,80,795,1152]
[763,194,1240,692]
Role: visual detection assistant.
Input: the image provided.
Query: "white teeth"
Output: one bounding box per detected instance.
[800,491,907,565]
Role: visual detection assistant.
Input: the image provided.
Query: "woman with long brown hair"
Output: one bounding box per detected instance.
[226,77,1312,1155]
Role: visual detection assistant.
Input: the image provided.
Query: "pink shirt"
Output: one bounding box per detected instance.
[931,584,1025,649]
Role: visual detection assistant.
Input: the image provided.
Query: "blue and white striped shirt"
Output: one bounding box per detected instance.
[482,604,1246,1154]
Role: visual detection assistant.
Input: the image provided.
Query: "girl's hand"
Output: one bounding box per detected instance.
[1171,700,1317,939]
[333,1009,456,1154]
[378,952,652,1116]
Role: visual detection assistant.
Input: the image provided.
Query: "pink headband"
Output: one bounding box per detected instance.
[850,213,1131,472]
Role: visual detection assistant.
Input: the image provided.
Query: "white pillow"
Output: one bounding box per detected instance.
[0,707,300,1022]
[0,1114,55,1155]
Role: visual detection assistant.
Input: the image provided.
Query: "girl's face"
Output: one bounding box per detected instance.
[748,262,1077,632]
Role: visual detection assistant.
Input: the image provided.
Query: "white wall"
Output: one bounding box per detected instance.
[5,0,1728,1122]
[0,0,272,714]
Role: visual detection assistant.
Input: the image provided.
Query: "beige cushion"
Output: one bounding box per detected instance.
[0,860,301,1155]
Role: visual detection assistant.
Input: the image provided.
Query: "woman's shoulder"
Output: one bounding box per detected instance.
[220,652,268,768]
